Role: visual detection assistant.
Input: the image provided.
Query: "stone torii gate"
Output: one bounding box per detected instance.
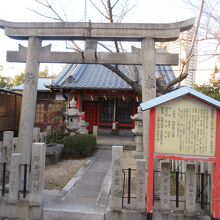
[0,18,194,166]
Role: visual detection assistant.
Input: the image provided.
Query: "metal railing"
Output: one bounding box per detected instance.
[122,167,211,214]
[122,168,137,205]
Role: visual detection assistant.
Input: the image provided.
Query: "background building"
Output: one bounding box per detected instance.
[210,56,220,83]
[49,64,176,132]
[159,28,198,86]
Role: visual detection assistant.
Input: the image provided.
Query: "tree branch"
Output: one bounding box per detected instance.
[112,0,120,9]
[100,0,110,16]
[88,0,109,20]
[161,0,204,92]
[103,64,142,94]
[29,9,63,21]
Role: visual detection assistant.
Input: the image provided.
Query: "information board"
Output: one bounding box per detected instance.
[155,96,216,157]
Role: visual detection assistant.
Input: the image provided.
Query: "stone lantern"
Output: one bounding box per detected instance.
[131,106,143,159]
[64,97,83,135]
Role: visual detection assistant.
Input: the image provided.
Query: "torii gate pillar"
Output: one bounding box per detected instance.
[141,38,156,162]
[17,37,42,164]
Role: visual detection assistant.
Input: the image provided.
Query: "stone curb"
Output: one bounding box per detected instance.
[96,163,112,206]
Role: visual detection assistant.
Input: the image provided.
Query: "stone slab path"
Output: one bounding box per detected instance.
[43,149,112,220]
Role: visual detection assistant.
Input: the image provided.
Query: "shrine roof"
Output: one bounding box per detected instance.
[14,78,52,91]
[50,64,176,91]
[0,88,22,96]
[140,87,220,110]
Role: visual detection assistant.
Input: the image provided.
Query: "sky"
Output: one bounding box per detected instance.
[0,0,213,84]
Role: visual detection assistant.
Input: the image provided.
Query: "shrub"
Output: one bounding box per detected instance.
[46,132,67,144]
[61,134,96,158]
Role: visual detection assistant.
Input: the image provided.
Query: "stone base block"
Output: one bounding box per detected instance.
[0,201,42,220]
[43,209,104,220]
[105,209,146,220]
[131,151,144,159]
[46,144,64,165]
[153,211,210,220]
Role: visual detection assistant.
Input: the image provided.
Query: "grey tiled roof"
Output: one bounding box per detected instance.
[14,78,52,91]
[51,64,176,90]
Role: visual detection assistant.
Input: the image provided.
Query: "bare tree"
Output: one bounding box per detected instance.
[30,0,199,94]
[183,0,220,60]
[158,0,204,92]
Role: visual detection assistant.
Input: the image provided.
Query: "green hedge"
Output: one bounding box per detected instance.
[61,134,96,158]
[46,132,67,144]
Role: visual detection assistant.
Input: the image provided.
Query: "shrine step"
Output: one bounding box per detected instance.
[97,134,135,150]
[97,144,135,150]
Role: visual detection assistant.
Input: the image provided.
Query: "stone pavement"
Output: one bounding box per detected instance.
[43,149,112,220]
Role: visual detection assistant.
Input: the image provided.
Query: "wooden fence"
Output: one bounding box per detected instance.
[0,90,22,138]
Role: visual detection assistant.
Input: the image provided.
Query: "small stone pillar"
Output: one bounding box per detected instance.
[42,132,48,142]
[39,132,44,142]
[46,125,52,134]
[136,159,146,211]
[93,125,98,137]
[12,137,18,153]
[185,162,196,212]
[110,145,123,211]
[160,160,171,210]
[33,127,40,143]
[30,143,46,206]
[2,131,14,163]
[0,141,2,160]
[131,107,143,159]
[8,153,22,203]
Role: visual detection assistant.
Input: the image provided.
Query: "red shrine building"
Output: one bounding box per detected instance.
[49,64,176,132]
[14,64,176,132]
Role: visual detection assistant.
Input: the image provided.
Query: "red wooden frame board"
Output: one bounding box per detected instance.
[146,107,220,219]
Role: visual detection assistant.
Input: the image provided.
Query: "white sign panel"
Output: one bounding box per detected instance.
[155,96,216,157]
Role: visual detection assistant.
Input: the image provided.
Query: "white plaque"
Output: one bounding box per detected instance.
[155,96,216,157]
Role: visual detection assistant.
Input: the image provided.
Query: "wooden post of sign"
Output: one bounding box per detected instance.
[146,108,156,219]
[212,110,220,219]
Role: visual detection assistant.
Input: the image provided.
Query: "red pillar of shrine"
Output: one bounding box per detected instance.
[212,110,220,220]
[76,94,81,110]
[147,107,156,219]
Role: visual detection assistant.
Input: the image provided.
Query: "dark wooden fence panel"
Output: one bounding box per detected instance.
[0,92,22,138]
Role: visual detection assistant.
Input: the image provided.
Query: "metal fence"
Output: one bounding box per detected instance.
[0,162,30,198]
[122,167,211,214]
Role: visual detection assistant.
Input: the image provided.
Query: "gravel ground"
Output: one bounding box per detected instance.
[44,158,88,190]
